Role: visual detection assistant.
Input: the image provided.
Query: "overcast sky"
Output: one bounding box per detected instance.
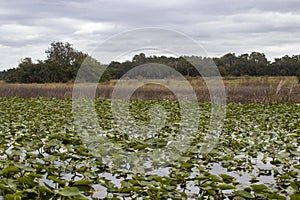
[1,0,300,70]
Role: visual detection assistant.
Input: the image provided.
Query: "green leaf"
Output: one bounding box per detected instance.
[233,197,246,200]
[73,179,92,186]
[128,179,140,186]
[233,190,254,199]
[57,187,86,198]
[290,194,300,200]
[48,175,67,185]
[119,187,132,193]
[290,182,299,192]
[251,184,270,193]
[219,174,235,183]
[267,193,286,200]
[163,185,177,191]
[24,189,38,194]
[207,174,223,182]
[2,165,19,177]
[182,163,194,170]
[39,185,54,194]
[5,194,22,200]
[218,183,235,190]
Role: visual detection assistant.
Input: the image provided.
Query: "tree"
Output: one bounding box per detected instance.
[19,57,33,68]
[77,55,111,82]
[237,52,269,76]
[45,41,86,67]
[132,53,146,65]
[218,53,240,76]
[4,42,111,83]
[220,53,237,66]
[271,55,299,76]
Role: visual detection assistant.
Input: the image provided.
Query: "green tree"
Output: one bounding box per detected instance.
[4,42,111,83]
[77,55,111,82]
[132,53,146,65]
[271,55,299,76]
[45,41,85,67]
[5,58,35,83]
[219,53,240,76]
[237,52,269,76]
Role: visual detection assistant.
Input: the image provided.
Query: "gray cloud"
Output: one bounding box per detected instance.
[0,0,300,69]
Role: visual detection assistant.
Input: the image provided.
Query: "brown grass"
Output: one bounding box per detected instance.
[0,76,299,103]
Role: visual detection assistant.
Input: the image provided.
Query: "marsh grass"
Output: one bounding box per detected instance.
[0,76,299,103]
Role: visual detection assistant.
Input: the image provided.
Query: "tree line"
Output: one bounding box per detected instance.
[0,42,300,83]
[108,52,300,79]
[0,42,110,83]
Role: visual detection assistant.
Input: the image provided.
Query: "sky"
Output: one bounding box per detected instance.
[0,0,300,70]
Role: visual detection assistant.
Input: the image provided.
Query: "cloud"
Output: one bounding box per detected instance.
[73,22,117,35]
[0,0,300,69]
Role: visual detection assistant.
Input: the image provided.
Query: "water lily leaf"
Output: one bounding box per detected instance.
[24,189,38,194]
[207,174,223,183]
[207,189,216,195]
[219,174,235,183]
[233,197,246,200]
[279,174,292,180]
[2,165,19,177]
[48,175,67,185]
[251,184,271,193]
[163,185,176,191]
[29,173,43,179]
[5,193,22,200]
[39,185,54,194]
[17,176,37,187]
[73,179,92,186]
[119,187,132,193]
[181,162,193,169]
[267,193,286,200]
[57,187,86,198]
[290,182,299,192]
[218,183,235,190]
[290,194,300,200]
[233,190,254,199]
[140,180,151,186]
[128,179,140,186]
